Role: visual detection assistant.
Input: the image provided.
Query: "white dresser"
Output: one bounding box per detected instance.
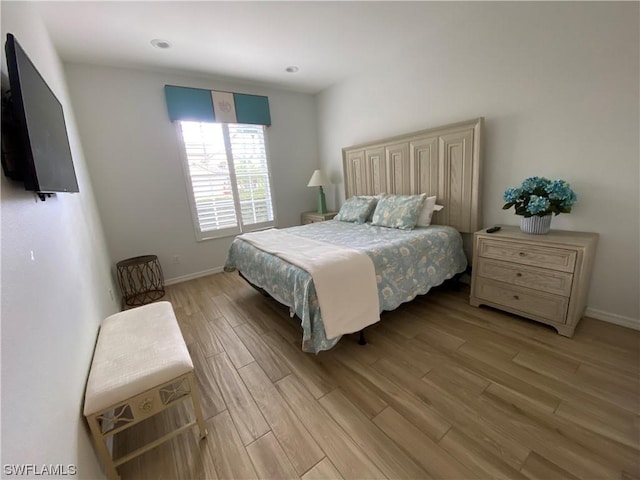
[470,226,598,336]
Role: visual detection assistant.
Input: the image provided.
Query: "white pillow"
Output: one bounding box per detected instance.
[416,195,444,227]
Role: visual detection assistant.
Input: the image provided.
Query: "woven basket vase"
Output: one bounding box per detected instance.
[520,214,552,234]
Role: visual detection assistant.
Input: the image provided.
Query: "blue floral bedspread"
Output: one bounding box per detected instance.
[224,220,467,353]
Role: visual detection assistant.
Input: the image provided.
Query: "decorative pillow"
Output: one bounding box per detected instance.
[362,193,386,221]
[416,195,445,227]
[335,196,378,224]
[371,194,426,230]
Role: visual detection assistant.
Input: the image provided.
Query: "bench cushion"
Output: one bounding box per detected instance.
[84,301,193,416]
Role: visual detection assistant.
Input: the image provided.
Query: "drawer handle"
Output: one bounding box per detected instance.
[513,295,520,300]
[516,273,523,277]
[139,398,153,412]
[518,252,526,257]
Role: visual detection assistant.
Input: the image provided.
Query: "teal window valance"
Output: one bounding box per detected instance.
[164,85,271,126]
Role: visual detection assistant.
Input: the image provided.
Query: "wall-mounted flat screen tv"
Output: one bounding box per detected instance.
[1,33,79,198]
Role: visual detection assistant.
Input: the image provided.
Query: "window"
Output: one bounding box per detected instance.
[177,121,275,240]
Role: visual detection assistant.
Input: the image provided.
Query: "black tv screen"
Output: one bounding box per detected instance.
[2,33,78,195]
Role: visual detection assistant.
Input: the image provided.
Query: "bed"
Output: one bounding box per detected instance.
[225,117,483,353]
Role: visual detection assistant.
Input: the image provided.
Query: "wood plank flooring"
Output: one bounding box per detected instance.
[115,272,640,479]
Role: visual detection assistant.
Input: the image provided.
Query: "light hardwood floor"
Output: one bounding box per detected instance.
[115,272,640,480]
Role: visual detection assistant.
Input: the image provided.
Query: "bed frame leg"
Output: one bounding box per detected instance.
[358,330,367,346]
[450,271,466,291]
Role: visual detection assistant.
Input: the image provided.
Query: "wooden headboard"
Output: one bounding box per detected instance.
[342,117,483,233]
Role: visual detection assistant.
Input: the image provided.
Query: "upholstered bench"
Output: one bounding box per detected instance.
[83,301,207,480]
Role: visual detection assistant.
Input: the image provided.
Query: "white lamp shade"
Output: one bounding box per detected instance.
[307,170,330,187]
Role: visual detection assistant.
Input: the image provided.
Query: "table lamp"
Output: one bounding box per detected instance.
[307,169,330,214]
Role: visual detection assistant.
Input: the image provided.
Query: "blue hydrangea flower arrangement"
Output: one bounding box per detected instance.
[503,177,577,217]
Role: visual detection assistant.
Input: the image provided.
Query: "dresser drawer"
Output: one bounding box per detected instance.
[474,278,569,323]
[476,258,574,297]
[478,238,577,273]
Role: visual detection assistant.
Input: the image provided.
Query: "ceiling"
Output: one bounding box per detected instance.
[34,1,471,94]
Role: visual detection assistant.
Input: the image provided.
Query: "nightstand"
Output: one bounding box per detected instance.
[301,211,338,225]
[470,226,598,337]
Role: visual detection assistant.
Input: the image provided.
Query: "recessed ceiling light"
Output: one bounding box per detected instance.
[285,66,299,73]
[151,39,171,49]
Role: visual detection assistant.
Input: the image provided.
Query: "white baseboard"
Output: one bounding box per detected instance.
[165,266,225,286]
[585,307,640,331]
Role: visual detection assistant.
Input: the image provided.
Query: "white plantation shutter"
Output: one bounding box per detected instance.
[228,124,274,226]
[181,122,238,233]
[177,121,275,240]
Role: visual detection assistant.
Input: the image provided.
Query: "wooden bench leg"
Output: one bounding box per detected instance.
[188,373,208,439]
[87,414,121,480]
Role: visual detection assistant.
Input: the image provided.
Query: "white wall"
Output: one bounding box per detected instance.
[64,64,318,283]
[316,3,639,326]
[1,3,118,477]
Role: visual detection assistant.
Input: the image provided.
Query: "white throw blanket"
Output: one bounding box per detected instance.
[239,229,380,339]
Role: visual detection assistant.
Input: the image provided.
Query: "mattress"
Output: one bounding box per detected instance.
[224,220,467,353]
